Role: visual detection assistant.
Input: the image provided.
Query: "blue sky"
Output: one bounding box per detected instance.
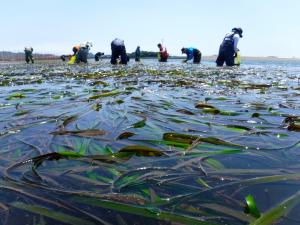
[0,0,299,57]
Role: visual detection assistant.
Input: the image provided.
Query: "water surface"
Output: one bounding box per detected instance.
[0,59,300,225]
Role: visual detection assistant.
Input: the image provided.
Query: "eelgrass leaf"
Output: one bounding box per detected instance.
[244,194,261,218]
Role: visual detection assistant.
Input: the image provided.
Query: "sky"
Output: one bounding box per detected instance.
[0,0,299,57]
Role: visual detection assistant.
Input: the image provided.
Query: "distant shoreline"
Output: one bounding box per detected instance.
[0,53,299,63]
[202,55,300,61]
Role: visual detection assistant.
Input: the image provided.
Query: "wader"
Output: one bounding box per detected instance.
[216,34,235,67]
[193,49,202,63]
[111,43,128,65]
[25,50,34,63]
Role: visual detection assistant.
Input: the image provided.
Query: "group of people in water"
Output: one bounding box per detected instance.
[24,27,243,67]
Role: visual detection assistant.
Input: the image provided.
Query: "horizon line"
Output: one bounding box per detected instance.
[0,50,299,60]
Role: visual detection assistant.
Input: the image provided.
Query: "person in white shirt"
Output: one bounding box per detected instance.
[216,27,243,66]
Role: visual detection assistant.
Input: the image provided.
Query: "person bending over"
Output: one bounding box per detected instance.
[75,42,92,64]
[95,52,104,61]
[111,38,128,65]
[181,47,202,64]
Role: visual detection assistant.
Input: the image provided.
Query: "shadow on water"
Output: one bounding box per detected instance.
[0,59,300,224]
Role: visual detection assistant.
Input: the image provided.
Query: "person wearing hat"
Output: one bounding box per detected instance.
[111,38,128,65]
[75,42,92,64]
[181,47,202,64]
[216,27,243,67]
[157,43,169,62]
[24,47,34,63]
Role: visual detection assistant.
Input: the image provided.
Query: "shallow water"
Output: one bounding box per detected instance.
[0,59,300,225]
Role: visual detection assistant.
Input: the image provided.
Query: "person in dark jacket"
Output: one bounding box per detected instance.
[216,27,243,67]
[181,47,202,63]
[111,38,128,65]
[95,52,104,61]
[24,47,34,63]
[135,46,141,62]
[157,43,169,62]
[75,42,92,64]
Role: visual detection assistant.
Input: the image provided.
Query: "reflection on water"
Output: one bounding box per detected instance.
[0,59,300,224]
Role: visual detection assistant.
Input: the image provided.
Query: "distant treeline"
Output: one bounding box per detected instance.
[0,51,186,61]
[99,51,160,59]
[0,51,59,61]
[127,51,158,58]
[1,51,299,62]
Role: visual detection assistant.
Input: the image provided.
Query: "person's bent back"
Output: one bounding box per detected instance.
[111,38,128,65]
[75,42,92,64]
[95,52,104,61]
[181,47,201,64]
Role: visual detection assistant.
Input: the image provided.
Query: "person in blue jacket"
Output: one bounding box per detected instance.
[181,47,202,63]
[216,27,243,67]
